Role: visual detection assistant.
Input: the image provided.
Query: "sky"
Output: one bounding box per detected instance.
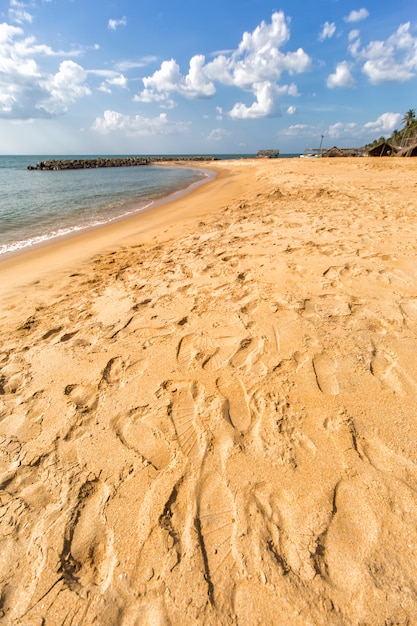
[1,0,416,154]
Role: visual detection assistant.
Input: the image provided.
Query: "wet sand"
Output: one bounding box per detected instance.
[1,157,417,625]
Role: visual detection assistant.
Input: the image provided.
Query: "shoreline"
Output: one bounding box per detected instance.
[0,160,224,295]
[0,162,215,261]
[2,157,417,625]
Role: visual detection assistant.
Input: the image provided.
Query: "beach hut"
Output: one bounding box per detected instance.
[367,142,398,157]
[397,142,417,157]
[321,146,344,157]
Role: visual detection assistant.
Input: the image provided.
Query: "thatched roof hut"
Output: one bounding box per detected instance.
[397,142,417,157]
[367,142,398,157]
[322,146,344,157]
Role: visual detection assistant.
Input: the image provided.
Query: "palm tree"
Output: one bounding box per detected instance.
[400,109,417,147]
[390,129,402,146]
[402,109,416,129]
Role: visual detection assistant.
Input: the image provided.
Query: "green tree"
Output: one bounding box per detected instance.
[402,109,416,129]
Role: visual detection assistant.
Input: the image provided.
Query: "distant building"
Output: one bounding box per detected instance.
[321,146,344,157]
[367,142,398,157]
[397,142,417,157]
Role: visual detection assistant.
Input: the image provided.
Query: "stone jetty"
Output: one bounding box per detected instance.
[27,157,151,171]
[27,156,219,171]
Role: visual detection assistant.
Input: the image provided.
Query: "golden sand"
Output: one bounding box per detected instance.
[1,157,417,625]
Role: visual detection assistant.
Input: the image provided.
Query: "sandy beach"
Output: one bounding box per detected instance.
[1,156,417,625]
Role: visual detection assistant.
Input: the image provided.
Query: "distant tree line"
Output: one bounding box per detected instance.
[365,109,417,149]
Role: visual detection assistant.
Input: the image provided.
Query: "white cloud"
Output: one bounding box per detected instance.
[364,112,403,133]
[8,0,33,24]
[140,56,215,100]
[348,30,361,56]
[326,112,401,140]
[38,60,91,115]
[229,81,280,119]
[108,17,127,31]
[136,11,311,119]
[207,127,231,142]
[95,72,128,92]
[0,21,101,119]
[92,110,190,136]
[115,57,158,72]
[356,22,417,84]
[345,8,370,23]
[283,112,401,146]
[319,22,336,42]
[327,61,356,88]
[348,30,360,41]
[287,105,296,115]
[107,75,127,88]
[282,123,315,136]
[327,121,357,138]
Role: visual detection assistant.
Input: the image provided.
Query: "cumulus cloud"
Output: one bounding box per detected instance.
[327,61,356,88]
[319,22,336,42]
[38,60,91,115]
[355,22,417,83]
[92,110,190,136]
[345,8,370,23]
[287,105,296,115]
[139,56,216,100]
[364,112,403,133]
[136,11,310,118]
[0,25,91,118]
[108,17,127,30]
[229,82,280,119]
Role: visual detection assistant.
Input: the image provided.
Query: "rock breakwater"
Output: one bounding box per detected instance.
[28,157,151,171]
[27,156,219,170]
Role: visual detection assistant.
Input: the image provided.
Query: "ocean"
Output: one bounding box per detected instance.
[0,154,298,258]
[0,155,215,258]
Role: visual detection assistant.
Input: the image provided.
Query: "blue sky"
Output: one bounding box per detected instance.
[1,0,416,154]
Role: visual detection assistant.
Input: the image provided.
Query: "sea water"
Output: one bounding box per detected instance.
[0,155,212,257]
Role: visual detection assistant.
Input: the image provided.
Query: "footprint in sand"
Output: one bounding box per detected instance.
[101,356,147,388]
[60,480,116,590]
[64,383,99,412]
[101,356,125,385]
[177,334,199,369]
[0,359,30,395]
[370,350,402,393]
[217,375,251,432]
[273,310,306,360]
[177,333,237,372]
[196,472,237,610]
[312,353,340,395]
[169,382,205,463]
[115,411,172,471]
[202,337,237,371]
[400,298,417,326]
[230,337,263,369]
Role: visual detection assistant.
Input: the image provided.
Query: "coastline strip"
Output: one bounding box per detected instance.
[0,160,238,295]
